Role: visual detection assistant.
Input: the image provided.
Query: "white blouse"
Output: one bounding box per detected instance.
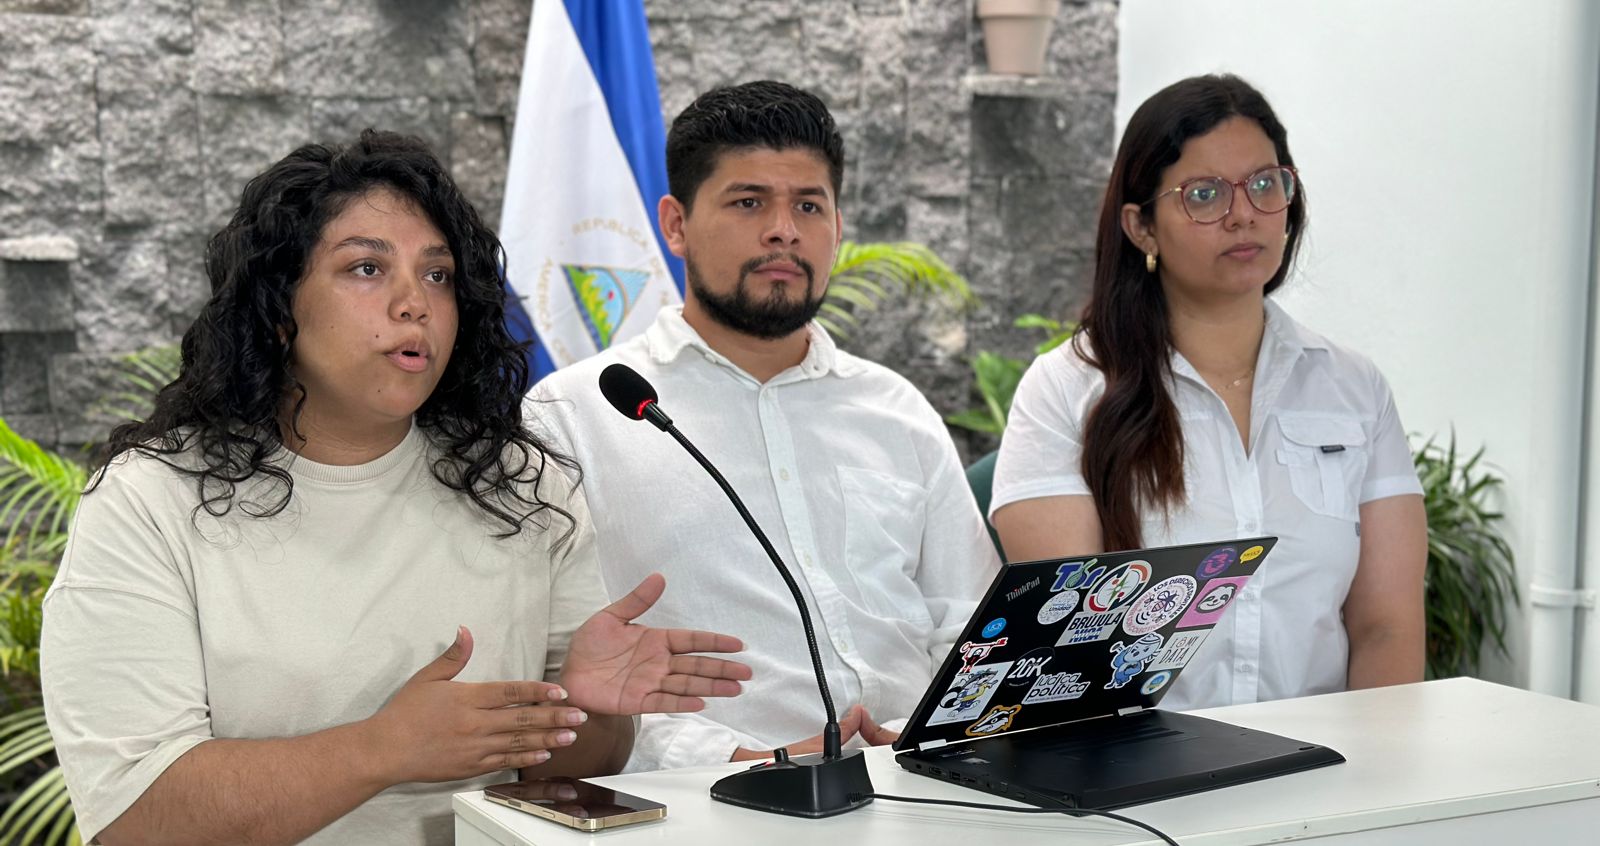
[991,300,1422,710]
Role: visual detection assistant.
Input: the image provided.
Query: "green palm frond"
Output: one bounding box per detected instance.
[97,345,181,423]
[821,241,974,338]
[0,420,87,559]
[1413,431,1518,680]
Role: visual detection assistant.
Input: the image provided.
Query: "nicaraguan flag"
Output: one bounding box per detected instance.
[501,0,684,381]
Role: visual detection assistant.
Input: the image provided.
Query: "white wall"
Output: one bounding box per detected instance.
[1118,0,1600,698]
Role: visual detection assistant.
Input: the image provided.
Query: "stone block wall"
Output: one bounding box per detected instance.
[0,0,1116,454]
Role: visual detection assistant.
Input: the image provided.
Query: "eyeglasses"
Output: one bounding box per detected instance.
[1145,166,1298,224]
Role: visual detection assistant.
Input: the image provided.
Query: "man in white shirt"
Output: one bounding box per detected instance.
[532,80,1001,770]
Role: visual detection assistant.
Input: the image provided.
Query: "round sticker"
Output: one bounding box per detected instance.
[1195,547,1238,579]
[1122,575,1198,635]
[1086,561,1152,613]
[1197,581,1239,613]
[1037,590,1080,625]
[1005,647,1055,687]
[1141,670,1173,695]
[981,618,1007,638]
[1241,544,1265,562]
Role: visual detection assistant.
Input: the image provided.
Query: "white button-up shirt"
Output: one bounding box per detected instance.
[991,300,1422,710]
[532,308,1000,770]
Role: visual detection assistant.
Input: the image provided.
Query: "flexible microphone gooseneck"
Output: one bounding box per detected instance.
[597,363,872,818]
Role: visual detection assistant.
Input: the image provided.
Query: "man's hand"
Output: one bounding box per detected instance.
[729,704,899,762]
[560,573,752,715]
[365,626,590,783]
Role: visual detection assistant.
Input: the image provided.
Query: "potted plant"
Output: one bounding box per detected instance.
[976,0,1062,76]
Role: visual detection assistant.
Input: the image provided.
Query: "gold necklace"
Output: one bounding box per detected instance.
[1222,370,1254,390]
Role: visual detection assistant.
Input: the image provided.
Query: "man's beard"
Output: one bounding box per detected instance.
[686,252,824,340]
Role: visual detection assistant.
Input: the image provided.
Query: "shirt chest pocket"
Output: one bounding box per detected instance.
[1274,415,1367,521]
[837,466,933,624]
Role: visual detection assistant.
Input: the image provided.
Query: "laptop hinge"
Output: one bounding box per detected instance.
[917,738,951,752]
[1116,705,1145,716]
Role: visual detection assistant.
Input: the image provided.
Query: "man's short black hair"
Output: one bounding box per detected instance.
[665,80,845,212]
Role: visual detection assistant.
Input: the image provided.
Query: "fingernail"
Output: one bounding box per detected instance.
[558,786,579,800]
[532,750,551,763]
[556,730,577,745]
[549,687,568,701]
[567,710,588,725]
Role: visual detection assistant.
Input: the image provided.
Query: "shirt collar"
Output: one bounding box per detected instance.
[643,306,865,381]
[1168,298,1329,386]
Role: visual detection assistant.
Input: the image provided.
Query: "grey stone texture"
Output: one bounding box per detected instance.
[0,0,1116,453]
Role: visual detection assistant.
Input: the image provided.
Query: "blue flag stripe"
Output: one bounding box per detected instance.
[562,0,685,293]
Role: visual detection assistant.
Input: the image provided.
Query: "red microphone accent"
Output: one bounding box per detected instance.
[635,398,655,420]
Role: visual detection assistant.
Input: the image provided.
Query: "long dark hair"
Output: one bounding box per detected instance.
[1076,75,1306,551]
[94,130,576,539]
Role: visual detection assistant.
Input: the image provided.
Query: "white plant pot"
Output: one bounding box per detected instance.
[976,0,1062,76]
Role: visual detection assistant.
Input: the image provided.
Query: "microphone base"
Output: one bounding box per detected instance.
[709,749,874,818]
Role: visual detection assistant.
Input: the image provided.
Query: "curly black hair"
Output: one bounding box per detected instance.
[93,129,576,539]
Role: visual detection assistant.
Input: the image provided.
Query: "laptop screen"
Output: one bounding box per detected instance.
[895,536,1278,751]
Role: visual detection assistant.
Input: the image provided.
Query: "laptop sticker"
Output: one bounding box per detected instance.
[1177,576,1250,628]
[1055,608,1128,645]
[1037,589,1080,624]
[1122,575,1198,635]
[981,618,1007,638]
[1085,561,1152,613]
[1140,670,1173,695]
[1004,647,1054,687]
[1021,671,1091,704]
[1195,546,1238,579]
[1106,632,1166,689]
[1050,558,1105,592]
[1005,576,1041,602]
[958,638,1009,673]
[1240,544,1265,562]
[964,704,1022,736]
[927,661,1014,726]
[1148,629,1210,671]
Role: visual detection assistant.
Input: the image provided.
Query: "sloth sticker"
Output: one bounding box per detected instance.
[1037,589,1080,625]
[1085,561,1152,613]
[1122,575,1197,635]
[1178,576,1251,628]
[927,661,1013,726]
[965,704,1022,737]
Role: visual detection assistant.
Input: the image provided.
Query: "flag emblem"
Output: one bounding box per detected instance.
[563,264,650,350]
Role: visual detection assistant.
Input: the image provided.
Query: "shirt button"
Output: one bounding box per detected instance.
[803,552,813,566]
[1238,663,1254,673]
[779,468,791,481]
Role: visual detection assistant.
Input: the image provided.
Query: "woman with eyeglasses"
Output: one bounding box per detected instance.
[990,75,1427,710]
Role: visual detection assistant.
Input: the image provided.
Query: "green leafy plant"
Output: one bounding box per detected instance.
[945,314,1077,435]
[1414,433,1519,680]
[819,241,975,338]
[0,344,177,846]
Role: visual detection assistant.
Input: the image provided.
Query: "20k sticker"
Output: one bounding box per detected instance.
[1037,589,1080,625]
[1005,647,1053,687]
[965,704,1022,736]
[1122,575,1197,635]
[927,661,1014,726]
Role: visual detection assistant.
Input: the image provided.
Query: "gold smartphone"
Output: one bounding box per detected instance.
[483,777,667,832]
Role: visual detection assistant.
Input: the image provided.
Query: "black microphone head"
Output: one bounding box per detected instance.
[598,363,659,421]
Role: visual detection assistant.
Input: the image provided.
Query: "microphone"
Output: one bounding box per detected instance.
[597,363,873,818]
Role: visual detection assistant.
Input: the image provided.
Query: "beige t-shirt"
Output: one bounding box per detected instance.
[41,424,607,845]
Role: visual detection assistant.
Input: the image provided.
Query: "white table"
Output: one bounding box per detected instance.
[454,678,1600,845]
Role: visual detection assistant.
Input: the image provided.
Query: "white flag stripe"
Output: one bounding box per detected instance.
[500,0,680,368]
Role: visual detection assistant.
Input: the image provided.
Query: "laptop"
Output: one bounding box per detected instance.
[893,536,1344,810]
